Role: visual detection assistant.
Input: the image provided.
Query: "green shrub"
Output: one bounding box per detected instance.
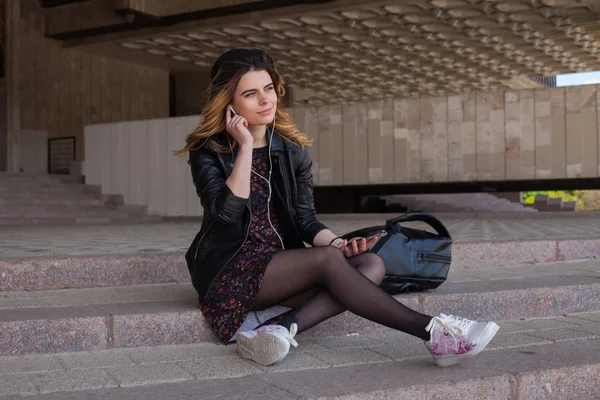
[522,190,600,211]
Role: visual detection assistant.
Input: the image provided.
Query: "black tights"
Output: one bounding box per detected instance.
[252,246,432,341]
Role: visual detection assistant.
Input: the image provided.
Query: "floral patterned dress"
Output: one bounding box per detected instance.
[200,146,285,344]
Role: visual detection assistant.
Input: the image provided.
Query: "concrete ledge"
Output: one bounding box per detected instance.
[259,339,600,400]
[5,338,600,399]
[3,237,600,292]
[0,216,163,227]
[315,211,600,220]
[3,272,600,356]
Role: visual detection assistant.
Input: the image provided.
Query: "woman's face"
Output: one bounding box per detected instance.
[230,69,277,126]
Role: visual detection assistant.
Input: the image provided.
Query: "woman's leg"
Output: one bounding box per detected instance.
[253,246,432,340]
[260,252,387,333]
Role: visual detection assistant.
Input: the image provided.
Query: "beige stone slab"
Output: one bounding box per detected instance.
[535,89,553,179]
[367,100,383,184]
[521,89,536,179]
[490,92,505,180]
[420,96,435,182]
[342,103,358,185]
[550,87,567,178]
[476,92,492,180]
[381,99,395,184]
[581,84,598,178]
[330,104,344,185]
[318,105,332,185]
[565,86,583,178]
[447,94,463,181]
[407,97,422,182]
[505,91,520,180]
[393,98,409,183]
[461,93,477,181]
[305,106,320,186]
[433,95,449,182]
[355,102,369,185]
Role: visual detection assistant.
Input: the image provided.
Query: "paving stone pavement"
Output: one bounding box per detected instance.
[2,215,600,260]
[1,312,600,397]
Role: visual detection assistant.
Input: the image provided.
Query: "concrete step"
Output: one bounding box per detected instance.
[0,204,148,218]
[1,313,600,398]
[1,261,599,356]
[0,197,105,206]
[0,209,130,219]
[3,236,599,292]
[0,185,101,195]
[0,215,163,227]
[0,193,123,205]
[386,193,538,213]
[0,173,83,184]
[0,181,88,189]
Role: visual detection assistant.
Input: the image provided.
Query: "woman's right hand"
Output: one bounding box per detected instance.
[225,107,253,147]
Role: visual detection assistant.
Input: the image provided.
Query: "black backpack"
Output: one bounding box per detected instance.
[341,212,452,295]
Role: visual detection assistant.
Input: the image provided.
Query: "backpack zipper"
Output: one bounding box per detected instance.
[417,252,452,263]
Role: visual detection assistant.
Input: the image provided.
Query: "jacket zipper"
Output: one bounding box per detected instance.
[205,145,289,297]
[193,221,215,260]
[205,158,253,298]
[275,156,302,241]
[278,158,293,212]
[205,203,252,298]
[417,252,452,263]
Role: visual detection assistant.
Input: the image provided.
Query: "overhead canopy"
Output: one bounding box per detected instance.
[42,0,600,105]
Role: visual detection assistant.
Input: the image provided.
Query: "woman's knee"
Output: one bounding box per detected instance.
[360,253,386,284]
[318,245,347,266]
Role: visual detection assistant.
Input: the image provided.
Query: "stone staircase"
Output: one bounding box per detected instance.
[381,192,537,213]
[531,193,578,211]
[0,173,161,226]
[1,217,600,398]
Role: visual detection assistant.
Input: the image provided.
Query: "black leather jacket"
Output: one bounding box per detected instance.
[185,129,328,301]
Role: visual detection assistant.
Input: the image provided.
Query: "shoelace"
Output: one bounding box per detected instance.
[425,314,473,338]
[255,324,299,347]
[287,323,299,347]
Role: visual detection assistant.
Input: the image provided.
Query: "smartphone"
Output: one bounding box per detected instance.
[229,105,237,118]
[346,229,387,246]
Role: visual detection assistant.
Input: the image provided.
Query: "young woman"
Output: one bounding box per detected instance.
[177,48,499,368]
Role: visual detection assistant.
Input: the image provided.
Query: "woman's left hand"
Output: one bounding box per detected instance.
[334,237,379,258]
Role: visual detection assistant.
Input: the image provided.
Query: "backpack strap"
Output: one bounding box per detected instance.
[385,212,451,239]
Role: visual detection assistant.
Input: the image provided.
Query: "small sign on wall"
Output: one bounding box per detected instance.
[48,136,75,175]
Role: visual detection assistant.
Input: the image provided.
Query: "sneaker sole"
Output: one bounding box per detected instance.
[435,322,500,368]
[237,331,290,366]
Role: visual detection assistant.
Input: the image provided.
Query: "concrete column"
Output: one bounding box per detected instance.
[5,0,20,172]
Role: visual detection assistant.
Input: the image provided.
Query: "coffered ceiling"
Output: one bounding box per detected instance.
[106,0,600,105]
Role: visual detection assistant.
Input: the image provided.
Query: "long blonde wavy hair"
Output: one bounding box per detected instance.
[175,54,311,157]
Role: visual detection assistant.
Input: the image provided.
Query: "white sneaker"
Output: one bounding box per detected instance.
[424,313,499,367]
[237,323,298,366]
